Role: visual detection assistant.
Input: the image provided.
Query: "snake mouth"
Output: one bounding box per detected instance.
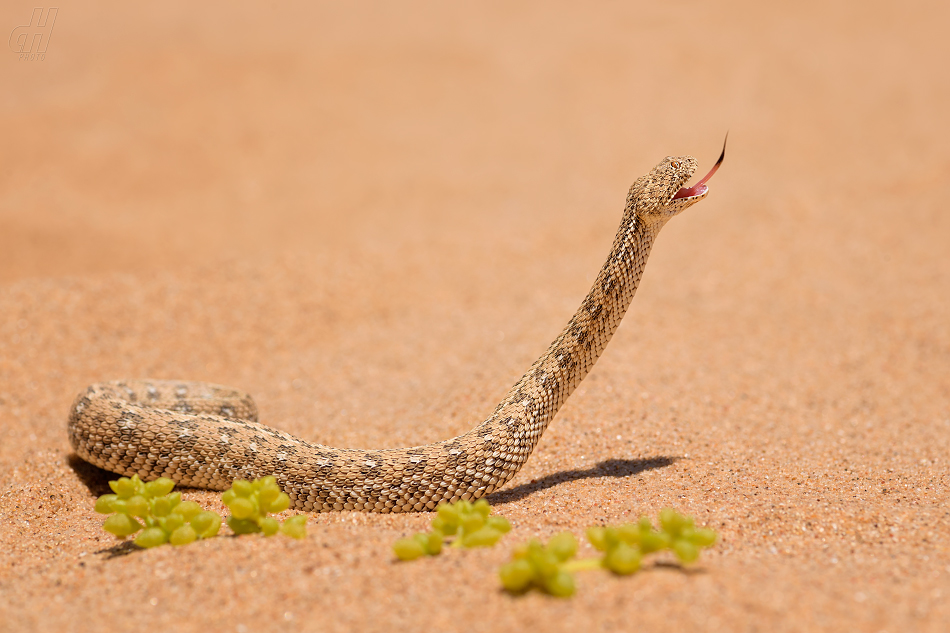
[672,134,726,201]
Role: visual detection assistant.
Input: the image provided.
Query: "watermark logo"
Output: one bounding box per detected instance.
[9,7,57,61]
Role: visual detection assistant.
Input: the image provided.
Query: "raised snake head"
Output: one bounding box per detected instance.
[626,137,726,225]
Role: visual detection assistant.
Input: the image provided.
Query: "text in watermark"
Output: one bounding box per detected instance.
[9,7,57,61]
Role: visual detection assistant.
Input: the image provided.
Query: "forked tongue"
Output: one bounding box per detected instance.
[672,134,727,200]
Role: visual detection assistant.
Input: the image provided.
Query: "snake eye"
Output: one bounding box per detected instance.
[670,160,680,169]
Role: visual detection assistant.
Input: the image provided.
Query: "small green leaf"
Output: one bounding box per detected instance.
[436,503,458,524]
[690,528,718,547]
[172,500,202,521]
[586,526,608,551]
[144,478,175,498]
[160,513,185,533]
[227,516,261,535]
[393,538,425,561]
[486,515,511,534]
[604,542,641,575]
[267,492,290,514]
[499,559,534,592]
[258,486,280,508]
[169,525,197,546]
[528,548,559,581]
[673,539,699,564]
[260,517,280,537]
[94,494,118,514]
[460,513,485,534]
[461,527,502,548]
[425,530,443,555]
[134,527,168,548]
[280,515,307,540]
[151,496,173,518]
[231,480,254,497]
[103,513,142,538]
[114,477,136,499]
[125,495,150,518]
[191,511,222,538]
[228,497,256,519]
[617,523,641,546]
[639,530,670,554]
[547,532,578,562]
[543,570,576,598]
[473,498,491,518]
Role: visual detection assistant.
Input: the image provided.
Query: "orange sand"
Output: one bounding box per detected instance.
[1,2,949,631]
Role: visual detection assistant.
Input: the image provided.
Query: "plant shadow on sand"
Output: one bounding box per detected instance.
[487,456,677,506]
[94,540,140,559]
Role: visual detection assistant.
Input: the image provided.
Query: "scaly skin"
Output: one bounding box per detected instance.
[68,148,723,512]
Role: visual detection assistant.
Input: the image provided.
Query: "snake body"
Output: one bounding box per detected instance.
[68,150,721,512]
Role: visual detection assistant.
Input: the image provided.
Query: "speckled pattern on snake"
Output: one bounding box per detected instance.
[68,144,725,513]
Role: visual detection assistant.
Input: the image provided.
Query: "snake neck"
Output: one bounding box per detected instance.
[469,209,662,461]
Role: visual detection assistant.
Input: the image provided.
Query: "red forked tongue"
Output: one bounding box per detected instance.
[672,134,727,200]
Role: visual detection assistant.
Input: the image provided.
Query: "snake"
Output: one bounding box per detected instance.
[68,143,725,513]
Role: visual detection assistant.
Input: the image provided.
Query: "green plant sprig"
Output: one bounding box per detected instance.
[587,508,718,573]
[95,475,222,548]
[392,498,512,561]
[500,509,719,597]
[221,476,308,539]
[499,532,579,597]
[96,474,308,547]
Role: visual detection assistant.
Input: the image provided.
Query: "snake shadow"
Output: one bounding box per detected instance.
[67,453,118,497]
[486,456,677,506]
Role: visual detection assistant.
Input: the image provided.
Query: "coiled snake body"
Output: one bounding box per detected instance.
[69,148,723,512]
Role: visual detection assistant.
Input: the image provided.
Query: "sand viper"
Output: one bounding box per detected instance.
[68,144,725,512]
